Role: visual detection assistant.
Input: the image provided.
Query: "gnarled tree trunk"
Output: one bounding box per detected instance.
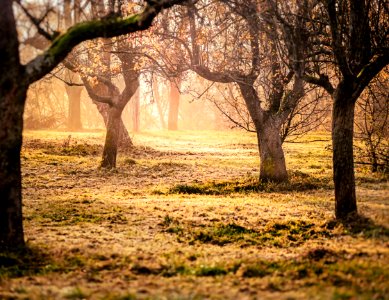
[332,83,357,218]
[94,101,132,147]
[238,81,289,183]
[257,118,288,182]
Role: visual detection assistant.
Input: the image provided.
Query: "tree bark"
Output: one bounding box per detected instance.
[65,84,83,131]
[168,80,180,130]
[0,88,27,249]
[257,118,288,182]
[101,107,121,168]
[0,0,26,249]
[153,79,166,129]
[132,88,140,132]
[94,101,132,147]
[332,83,357,218]
[238,81,289,182]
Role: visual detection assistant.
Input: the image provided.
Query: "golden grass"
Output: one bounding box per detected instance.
[0,129,387,299]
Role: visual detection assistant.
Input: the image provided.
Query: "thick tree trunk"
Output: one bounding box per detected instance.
[0,87,27,249]
[168,80,180,130]
[257,119,288,182]
[0,0,26,249]
[332,86,357,219]
[65,84,83,131]
[101,107,121,168]
[238,81,288,183]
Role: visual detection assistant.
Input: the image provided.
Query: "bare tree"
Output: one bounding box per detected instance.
[355,69,389,173]
[157,0,307,182]
[265,0,389,218]
[0,0,185,249]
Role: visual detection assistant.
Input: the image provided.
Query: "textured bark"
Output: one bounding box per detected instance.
[101,107,121,168]
[65,84,83,131]
[94,101,132,147]
[238,81,288,182]
[0,87,27,249]
[0,0,182,249]
[332,82,357,218]
[0,0,26,248]
[168,80,180,130]
[258,118,288,182]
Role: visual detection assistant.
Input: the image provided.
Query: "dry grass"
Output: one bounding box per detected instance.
[0,129,388,299]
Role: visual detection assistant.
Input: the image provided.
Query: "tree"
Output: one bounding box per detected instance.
[168,77,181,130]
[0,0,185,249]
[265,0,389,218]
[83,43,140,168]
[159,0,306,182]
[64,70,83,130]
[355,69,389,173]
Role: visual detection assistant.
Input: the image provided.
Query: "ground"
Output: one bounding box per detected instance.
[0,130,388,300]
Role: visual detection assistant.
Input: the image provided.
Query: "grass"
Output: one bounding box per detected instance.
[168,170,330,195]
[0,129,387,299]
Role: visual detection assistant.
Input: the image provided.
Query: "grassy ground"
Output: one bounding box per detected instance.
[0,129,388,300]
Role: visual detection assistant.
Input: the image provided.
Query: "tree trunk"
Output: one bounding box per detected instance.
[0,0,26,249]
[65,84,83,131]
[94,101,132,147]
[332,85,357,219]
[0,87,27,249]
[168,80,180,130]
[132,88,140,132]
[101,107,121,168]
[238,81,288,183]
[153,79,166,129]
[257,118,288,182]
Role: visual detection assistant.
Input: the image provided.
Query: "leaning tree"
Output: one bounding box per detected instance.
[0,0,185,249]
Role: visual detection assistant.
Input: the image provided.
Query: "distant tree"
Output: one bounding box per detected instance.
[355,69,389,174]
[168,77,181,130]
[0,0,185,249]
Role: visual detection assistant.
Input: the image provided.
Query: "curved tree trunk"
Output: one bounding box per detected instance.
[257,119,288,182]
[94,102,132,147]
[332,85,357,218]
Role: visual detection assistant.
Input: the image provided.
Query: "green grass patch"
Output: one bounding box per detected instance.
[0,246,59,279]
[168,171,330,195]
[163,219,334,248]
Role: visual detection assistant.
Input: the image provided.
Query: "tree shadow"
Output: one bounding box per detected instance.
[325,214,389,239]
[0,245,57,278]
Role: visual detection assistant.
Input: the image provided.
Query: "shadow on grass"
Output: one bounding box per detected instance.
[0,245,57,279]
[325,214,389,239]
[161,214,389,249]
[167,171,331,195]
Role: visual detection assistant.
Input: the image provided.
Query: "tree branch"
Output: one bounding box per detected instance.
[24,0,187,85]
